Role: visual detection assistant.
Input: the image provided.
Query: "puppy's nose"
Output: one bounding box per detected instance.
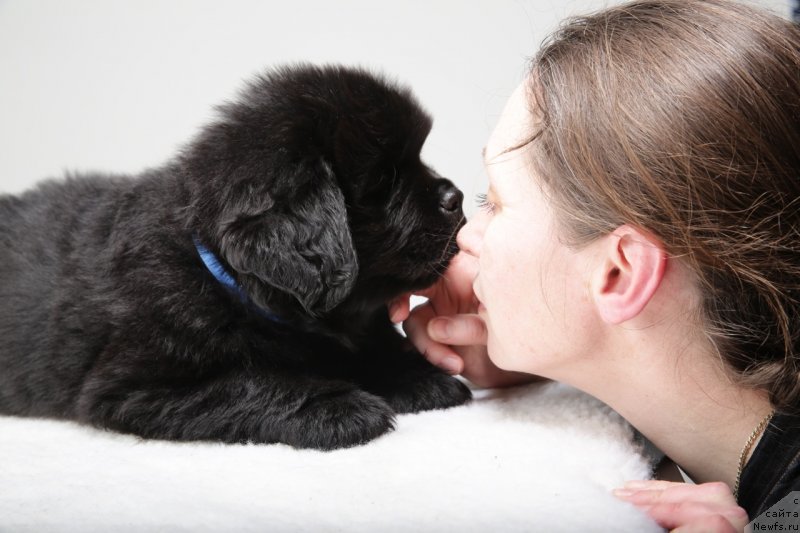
[438,181,464,214]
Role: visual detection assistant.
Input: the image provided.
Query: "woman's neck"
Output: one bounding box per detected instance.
[562,327,773,487]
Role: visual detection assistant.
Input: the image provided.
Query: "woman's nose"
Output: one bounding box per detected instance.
[456,212,487,257]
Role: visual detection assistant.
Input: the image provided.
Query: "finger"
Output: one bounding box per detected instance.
[623,480,685,490]
[617,482,737,507]
[416,252,477,303]
[671,515,740,533]
[388,294,411,323]
[639,501,747,532]
[422,341,465,375]
[614,482,748,531]
[428,314,487,346]
[410,283,440,300]
[403,304,464,375]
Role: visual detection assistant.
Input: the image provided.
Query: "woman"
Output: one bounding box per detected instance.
[389,1,800,531]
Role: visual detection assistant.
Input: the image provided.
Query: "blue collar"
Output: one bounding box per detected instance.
[193,235,285,324]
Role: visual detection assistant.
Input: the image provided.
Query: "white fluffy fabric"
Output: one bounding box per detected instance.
[0,382,662,532]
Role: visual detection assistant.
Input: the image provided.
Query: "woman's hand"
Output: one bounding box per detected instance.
[613,480,749,532]
[388,252,539,389]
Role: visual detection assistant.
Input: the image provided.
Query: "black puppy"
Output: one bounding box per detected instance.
[0,64,471,450]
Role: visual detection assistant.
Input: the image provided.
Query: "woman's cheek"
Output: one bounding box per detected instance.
[477,222,516,366]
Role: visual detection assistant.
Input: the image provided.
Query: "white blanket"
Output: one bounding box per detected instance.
[0,381,662,532]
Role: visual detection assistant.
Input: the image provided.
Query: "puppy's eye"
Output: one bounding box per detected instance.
[475,193,496,215]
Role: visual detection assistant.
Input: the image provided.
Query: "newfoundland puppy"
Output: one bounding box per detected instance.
[0,64,471,449]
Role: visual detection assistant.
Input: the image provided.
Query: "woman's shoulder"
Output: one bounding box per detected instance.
[653,456,686,482]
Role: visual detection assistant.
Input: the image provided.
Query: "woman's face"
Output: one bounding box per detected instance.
[457,83,601,376]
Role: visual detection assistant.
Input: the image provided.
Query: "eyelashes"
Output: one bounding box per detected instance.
[475,193,496,215]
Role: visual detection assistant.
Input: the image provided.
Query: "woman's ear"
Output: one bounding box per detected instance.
[591,225,667,324]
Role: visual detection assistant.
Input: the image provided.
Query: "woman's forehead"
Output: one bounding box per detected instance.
[485,81,536,163]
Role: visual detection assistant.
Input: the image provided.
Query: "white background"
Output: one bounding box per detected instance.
[0,0,790,215]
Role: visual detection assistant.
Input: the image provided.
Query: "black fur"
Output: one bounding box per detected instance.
[0,64,470,450]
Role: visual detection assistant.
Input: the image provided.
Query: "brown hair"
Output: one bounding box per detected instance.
[525,0,800,412]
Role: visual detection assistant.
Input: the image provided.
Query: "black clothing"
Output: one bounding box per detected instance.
[738,411,800,519]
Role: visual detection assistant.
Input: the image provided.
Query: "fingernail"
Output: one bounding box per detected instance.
[612,488,635,498]
[430,318,451,340]
[441,356,461,374]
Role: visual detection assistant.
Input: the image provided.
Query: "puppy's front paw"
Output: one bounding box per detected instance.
[377,368,472,415]
[281,388,395,450]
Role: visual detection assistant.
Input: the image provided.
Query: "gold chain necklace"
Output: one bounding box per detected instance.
[733,410,775,499]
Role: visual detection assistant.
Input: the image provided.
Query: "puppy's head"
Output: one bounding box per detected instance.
[181,64,464,320]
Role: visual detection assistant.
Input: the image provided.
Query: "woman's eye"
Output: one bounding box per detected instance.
[475,193,496,215]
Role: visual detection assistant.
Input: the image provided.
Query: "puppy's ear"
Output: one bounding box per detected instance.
[219,158,358,316]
